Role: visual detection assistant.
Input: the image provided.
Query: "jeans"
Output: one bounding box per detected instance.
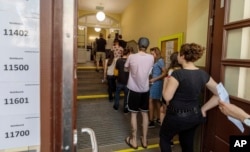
[107,75,116,101]
[114,82,128,110]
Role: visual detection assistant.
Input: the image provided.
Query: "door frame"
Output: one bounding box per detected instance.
[40,0,77,151]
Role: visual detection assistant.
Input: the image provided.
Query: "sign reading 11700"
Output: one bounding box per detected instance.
[3,29,29,36]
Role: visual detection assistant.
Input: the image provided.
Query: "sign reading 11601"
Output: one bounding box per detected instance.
[4,64,29,71]
[4,98,29,105]
[3,29,28,36]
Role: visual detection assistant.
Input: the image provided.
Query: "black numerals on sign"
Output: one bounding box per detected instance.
[4,98,29,105]
[4,64,29,71]
[5,130,30,139]
[3,29,28,36]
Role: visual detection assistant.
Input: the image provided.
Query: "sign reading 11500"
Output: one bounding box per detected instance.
[3,29,28,36]
[4,64,29,71]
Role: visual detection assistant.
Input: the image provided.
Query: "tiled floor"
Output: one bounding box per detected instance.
[77,98,164,152]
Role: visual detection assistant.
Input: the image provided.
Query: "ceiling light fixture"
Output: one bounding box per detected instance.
[94,27,101,32]
[96,11,105,22]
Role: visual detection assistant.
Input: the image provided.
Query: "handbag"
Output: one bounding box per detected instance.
[114,68,118,76]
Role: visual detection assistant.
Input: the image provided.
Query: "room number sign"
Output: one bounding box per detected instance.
[0,0,40,150]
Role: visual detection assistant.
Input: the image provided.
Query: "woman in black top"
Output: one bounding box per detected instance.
[160,43,220,152]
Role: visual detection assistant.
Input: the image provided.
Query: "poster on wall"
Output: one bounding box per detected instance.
[165,41,174,66]
[0,0,40,150]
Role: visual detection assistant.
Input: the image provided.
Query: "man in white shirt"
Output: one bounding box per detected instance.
[124,37,154,149]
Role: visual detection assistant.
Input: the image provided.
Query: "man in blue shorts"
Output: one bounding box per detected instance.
[124,37,154,149]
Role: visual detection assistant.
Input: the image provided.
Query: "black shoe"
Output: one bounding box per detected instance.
[96,69,99,72]
[113,105,118,110]
[155,119,161,126]
[124,108,129,113]
[171,141,174,147]
[148,121,155,128]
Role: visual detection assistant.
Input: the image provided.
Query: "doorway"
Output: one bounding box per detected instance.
[203,0,250,151]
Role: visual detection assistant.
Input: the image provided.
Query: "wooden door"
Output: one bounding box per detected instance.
[203,0,250,151]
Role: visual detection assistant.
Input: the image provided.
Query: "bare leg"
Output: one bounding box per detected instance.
[149,98,154,121]
[160,104,166,125]
[141,111,149,145]
[96,60,99,71]
[130,112,138,147]
[156,100,161,121]
[102,59,108,82]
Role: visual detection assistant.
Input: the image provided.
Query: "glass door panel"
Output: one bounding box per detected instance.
[225,26,250,59]
[228,0,250,23]
[224,66,250,101]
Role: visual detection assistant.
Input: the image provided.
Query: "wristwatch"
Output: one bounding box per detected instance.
[243,118,250,127]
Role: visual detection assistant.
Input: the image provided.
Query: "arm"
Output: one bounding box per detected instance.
[150,67,167,83]
[124,67,129,72]
[162,77,168,95]
[201,77,219,117]
[219,101,250,122]
[124,55,130,72]
[162,76,178,105]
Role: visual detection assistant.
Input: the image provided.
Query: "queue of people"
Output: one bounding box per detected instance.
[93,33,249,151]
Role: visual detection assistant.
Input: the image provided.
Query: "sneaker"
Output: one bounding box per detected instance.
[148,121,155,128]
[124,108,129,113]
[113,105,118,110]
[155,119,161,126]
[171,141,174,147]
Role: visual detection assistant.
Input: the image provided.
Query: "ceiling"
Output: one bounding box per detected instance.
[78,0,132,14]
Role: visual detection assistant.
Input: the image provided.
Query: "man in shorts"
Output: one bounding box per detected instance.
[95,33,106,72]
[124,37,154,149]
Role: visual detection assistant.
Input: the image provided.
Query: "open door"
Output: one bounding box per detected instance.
[203,0,250,151]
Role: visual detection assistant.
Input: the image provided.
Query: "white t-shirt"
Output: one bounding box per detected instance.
[106,58,117,76]
[125,52,154,92]
[105,38,113,50]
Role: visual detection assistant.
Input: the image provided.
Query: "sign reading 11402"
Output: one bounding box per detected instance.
[4,64,29,71]
[3,29,28,36]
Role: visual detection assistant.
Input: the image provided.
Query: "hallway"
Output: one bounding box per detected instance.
[76,61,180,152]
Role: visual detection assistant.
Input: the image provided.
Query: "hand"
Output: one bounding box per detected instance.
[201,107,207,117]
[218,101,250,122]
[149,79,154,84]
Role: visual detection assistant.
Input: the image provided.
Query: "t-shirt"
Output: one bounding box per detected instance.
[96,38,106,52]
[106,59,117,76]
[105,38,113,50]
[170,69,210,109]
[116,58,129,85]
[125,52,154,92]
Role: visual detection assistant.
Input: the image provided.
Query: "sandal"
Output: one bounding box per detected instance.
[140,136,148,149]
[125,136,138,149]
